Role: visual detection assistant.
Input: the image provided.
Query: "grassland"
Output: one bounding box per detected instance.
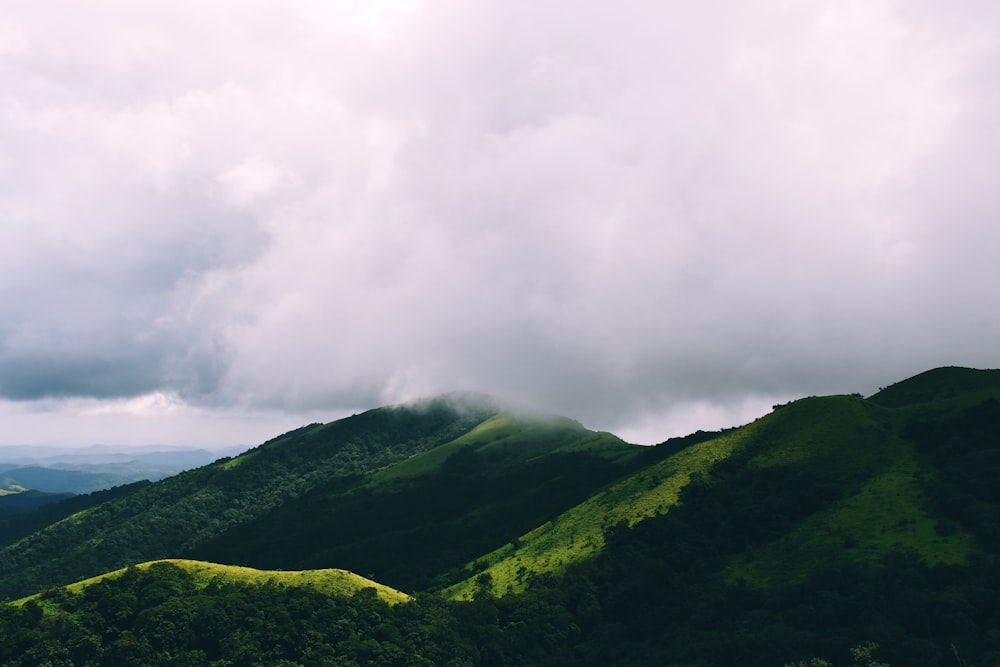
[444,422,759,599]
[720,394,977,585]
[15,559,411,608]
[372,413,635,486]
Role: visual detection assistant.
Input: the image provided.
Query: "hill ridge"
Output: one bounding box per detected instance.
[14,559,411,608]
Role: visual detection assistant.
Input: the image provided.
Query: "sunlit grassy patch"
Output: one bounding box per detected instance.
[444,425,758,600]
[218,451,257,470]
[14,559,411,607]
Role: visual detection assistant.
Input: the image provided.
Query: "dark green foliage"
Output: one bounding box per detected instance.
[11,545,1000,666]
[906,397,1000,547]
[0,490,75,517]
[869,366,1000,408]
[508,451,1000,666]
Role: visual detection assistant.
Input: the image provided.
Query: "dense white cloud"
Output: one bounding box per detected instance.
[1,0,998,446]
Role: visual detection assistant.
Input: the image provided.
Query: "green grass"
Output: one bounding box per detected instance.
[745,395,904,473]
[372,413,634,486]
[721,394,977,587]
[726,450,977,588]
[369,415,512,483]
[443,424,758,599]
[218,452,254,470]
[14,559,411,607]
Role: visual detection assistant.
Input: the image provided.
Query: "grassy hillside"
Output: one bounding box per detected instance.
[16,559,410,608]
[0,560,435,666]
[445,423,750,599]
[444,388,986,600]
[725,395,978,587]
[0,482,150,549]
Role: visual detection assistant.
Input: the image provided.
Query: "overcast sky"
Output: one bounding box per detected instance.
[1,0,998,448]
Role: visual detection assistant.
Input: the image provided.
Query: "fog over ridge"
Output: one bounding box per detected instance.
[1,0,998,446]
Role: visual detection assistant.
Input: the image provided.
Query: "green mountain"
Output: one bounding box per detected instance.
[0,393,503,600]
[2,366,1000,666]
[187,410,657,592]
[0,482,151,549]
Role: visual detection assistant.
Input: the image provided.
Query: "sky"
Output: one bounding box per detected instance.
[1,0,998,448]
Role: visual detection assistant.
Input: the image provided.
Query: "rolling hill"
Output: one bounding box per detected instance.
[14,559,410,608]
[2,366,1000,666]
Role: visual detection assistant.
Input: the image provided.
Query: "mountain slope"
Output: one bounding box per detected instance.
[495,369,1000,665]
[0,394,501,600]
[0,489,75,517]
[445,422,748,598]
[0,482,150,549]
[445,387,985,599]
[869,366,1000,410]
[187,411,656,592]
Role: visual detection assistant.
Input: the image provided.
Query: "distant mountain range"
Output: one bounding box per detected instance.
[0,447,244,514]
[1,368,999,666]
[0,445,244,471]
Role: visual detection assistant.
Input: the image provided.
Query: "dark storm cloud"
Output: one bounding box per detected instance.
[1,0,999,445]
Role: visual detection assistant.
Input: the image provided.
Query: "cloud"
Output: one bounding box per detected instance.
[1,0,998,445]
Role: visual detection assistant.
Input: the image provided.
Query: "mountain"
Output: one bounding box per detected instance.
[187,410,656,592]
[0,482,152,549]
[0,393,506,600]
[0,447,242,499]
[0,446,240,469]
[2,367,1000,666]
[0,463,172,496]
